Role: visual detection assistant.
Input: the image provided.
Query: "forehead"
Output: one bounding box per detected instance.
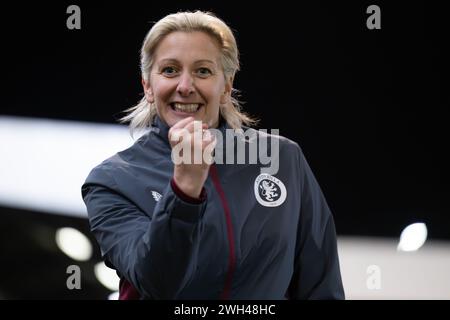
[154,31,221,64]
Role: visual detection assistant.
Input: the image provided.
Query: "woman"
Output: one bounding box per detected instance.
[82,11,345,300]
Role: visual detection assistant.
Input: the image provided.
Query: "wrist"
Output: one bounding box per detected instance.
[172,174,203,198]
[171,177,206,204]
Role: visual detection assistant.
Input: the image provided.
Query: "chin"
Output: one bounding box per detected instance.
[163,107,206,127]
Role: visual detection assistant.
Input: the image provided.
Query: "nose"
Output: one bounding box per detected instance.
[176,72,195,96]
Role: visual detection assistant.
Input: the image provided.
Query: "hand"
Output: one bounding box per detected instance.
[168,117,216,198]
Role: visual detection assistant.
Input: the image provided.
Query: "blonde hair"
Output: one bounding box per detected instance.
[120,11,257,135]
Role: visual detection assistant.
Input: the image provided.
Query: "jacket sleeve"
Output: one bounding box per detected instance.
[288,146,345,299]
[81,167,206,299]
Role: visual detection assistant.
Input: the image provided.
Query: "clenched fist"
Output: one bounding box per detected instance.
[168,117,217,198]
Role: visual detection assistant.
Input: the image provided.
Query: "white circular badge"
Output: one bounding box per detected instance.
[254,173,287,207]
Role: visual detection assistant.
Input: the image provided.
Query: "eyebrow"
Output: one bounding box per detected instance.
[158,58,216,65]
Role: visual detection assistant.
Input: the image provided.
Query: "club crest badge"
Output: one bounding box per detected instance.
[254,173,287,207]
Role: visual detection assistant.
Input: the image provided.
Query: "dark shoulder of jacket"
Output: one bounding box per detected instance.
[241,125,304,160]
[82,131,151,189]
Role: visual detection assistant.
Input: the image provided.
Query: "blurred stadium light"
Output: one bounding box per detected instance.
[0,116,135,217]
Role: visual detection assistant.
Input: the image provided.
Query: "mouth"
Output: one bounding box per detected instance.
[169,102,204,114]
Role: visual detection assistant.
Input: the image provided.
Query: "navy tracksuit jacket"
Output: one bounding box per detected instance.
[81,116,345,300]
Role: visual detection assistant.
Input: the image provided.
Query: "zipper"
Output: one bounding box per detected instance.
[210,164,236,299]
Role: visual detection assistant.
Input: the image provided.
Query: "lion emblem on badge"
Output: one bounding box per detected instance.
[259,180,279,201]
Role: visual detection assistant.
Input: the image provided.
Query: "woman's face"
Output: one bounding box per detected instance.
[143,31,231,128]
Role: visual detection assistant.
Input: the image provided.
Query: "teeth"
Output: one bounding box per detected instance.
[173,103,200,113]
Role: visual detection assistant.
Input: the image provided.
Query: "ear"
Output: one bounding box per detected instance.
[142,78,154,103]
[220,76,233,105]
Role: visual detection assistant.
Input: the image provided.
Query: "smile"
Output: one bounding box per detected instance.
[170,102,203,113]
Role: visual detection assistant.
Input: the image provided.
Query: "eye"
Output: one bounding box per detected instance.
[196,67,212,77]
[161,66,178,76]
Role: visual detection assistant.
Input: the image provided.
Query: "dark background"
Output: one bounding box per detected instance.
[1,1,448,298]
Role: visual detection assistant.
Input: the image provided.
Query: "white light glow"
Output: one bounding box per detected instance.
[397,222,428,252]
[0,116,137,217]
[108,291,119,300]
[55,227,93,261]
[94,262,120,291]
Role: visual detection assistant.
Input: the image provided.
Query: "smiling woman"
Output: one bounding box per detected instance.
[81,10,345,300]
[120,10,256,134]
[143,31,227,128]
